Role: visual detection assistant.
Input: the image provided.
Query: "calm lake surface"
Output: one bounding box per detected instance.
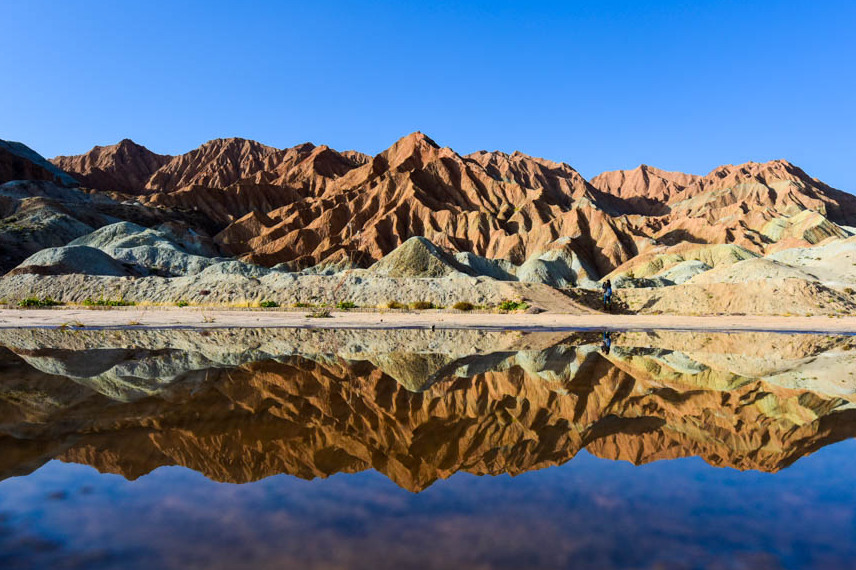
[1,327,856,569]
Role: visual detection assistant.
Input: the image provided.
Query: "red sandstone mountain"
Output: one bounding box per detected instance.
[590,164,699,215]
[52,139,171,195]
[45,133,856,276]
[595,159,856,253]
[214,133,639,272]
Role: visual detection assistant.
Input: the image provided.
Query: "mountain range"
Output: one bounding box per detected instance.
[1,133,855,314]
[46,133,856,275]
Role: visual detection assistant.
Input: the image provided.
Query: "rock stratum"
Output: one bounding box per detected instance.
[2,329,856,490]
[0,134,854,314]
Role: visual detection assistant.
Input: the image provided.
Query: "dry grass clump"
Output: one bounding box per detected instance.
[307,308,333,318]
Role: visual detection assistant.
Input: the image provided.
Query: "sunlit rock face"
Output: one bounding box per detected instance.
[45,135,856,274]
[1,329,856,492]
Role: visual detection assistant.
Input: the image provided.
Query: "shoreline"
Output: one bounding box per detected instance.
[1,308,855,334]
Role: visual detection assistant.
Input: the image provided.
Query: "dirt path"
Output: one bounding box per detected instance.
[1,308,855,333]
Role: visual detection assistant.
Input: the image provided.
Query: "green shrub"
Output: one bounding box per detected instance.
[498,299,529,312]
[292,302,315,308]
[175,300,189,307]
[18,297,63,308]
[336,301,357,310]
[259,300,279,308]
[82,298,135,307]
[385,300,406,309]
[410,301,434,310]
[453,301,475,311]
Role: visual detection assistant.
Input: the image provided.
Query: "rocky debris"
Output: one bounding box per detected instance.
[153,221,219,257]
[3,223,854,314]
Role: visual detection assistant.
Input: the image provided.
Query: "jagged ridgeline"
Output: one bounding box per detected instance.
[1,133,855,313]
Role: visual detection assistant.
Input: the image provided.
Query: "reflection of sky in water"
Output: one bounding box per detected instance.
[3,441,856,570]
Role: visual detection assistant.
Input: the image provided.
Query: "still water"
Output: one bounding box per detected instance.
[1,327,855,569]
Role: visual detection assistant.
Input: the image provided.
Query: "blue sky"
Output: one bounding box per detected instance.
[1,1,853,190]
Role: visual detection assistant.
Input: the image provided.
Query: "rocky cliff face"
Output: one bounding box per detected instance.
[45,133,856,278]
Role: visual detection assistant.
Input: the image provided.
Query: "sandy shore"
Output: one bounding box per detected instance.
[0,308,854,333]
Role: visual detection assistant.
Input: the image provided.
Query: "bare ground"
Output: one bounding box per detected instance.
[1,307,854,334]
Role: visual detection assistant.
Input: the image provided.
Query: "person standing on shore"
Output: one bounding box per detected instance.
[602,279,613,310]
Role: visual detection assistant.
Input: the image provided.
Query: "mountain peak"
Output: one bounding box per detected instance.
[51,139,170,194]
[399,131,439,147]
[382,132,444,171]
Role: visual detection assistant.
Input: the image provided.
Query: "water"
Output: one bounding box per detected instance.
[1,327,855,569]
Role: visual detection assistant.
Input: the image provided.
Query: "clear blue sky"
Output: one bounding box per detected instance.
[1,1,854,190]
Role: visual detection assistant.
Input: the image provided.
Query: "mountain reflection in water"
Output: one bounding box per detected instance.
[2,328,856,490]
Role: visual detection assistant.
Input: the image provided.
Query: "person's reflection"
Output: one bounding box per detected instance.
[601,331,612,354]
